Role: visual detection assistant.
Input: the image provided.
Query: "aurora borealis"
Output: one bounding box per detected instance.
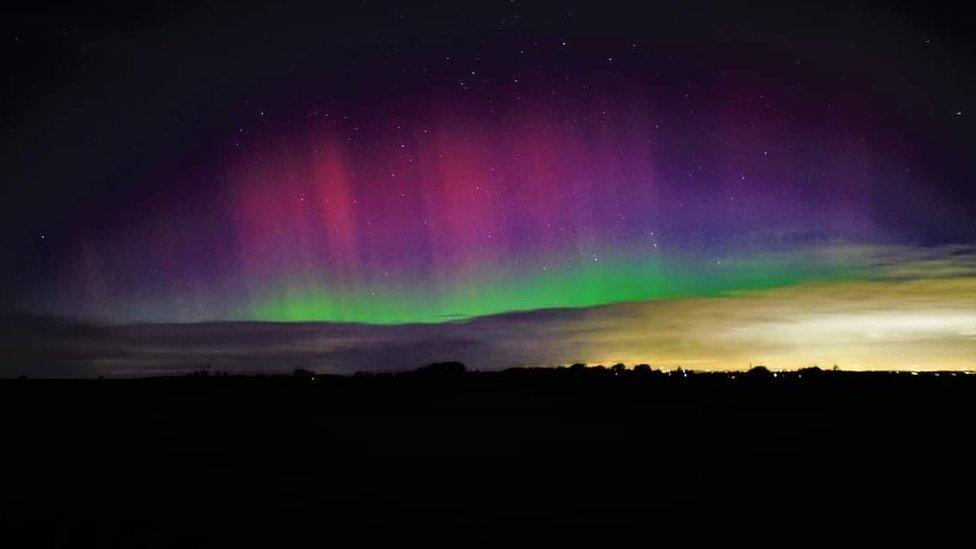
[26,71,945,324]
[2,1,974,373]
[61,100,884,325]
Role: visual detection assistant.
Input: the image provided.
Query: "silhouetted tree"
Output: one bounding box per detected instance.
[797,365,823,378]
[746,365,773,380]
[413,361,467,376]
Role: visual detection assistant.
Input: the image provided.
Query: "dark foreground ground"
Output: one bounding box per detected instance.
[2,367,973,546]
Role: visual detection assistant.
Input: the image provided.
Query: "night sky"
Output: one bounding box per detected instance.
[2,1,974,373]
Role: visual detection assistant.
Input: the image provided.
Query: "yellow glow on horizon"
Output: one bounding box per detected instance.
[556,274,975,371]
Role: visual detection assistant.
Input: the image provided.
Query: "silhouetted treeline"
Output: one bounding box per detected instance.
[115,361,970,387]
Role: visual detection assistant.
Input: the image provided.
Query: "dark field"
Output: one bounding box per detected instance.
[2,368,973,545]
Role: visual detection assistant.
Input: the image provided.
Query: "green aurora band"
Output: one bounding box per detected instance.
[248,247,865,324]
